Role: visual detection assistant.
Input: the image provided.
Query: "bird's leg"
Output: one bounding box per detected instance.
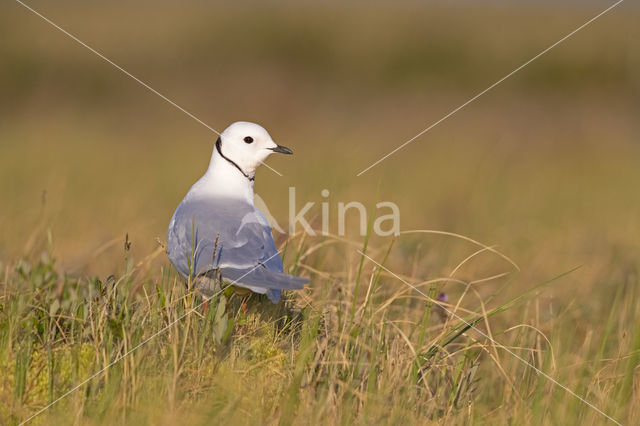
[239,292,256,316]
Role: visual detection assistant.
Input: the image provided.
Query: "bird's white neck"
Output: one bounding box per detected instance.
[189,148,255,204]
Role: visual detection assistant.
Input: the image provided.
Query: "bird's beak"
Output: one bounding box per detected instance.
[269,144,293,155]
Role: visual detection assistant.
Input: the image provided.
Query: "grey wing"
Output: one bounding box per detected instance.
[167,197,283,280]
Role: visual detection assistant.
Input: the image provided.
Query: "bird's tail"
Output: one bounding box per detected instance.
[220,267,309,291]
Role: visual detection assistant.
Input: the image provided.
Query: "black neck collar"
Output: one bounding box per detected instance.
[215,137,255,182]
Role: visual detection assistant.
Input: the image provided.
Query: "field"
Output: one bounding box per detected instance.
[1,1,639,424]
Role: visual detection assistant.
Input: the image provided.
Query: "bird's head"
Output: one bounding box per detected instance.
[216,121,292,175]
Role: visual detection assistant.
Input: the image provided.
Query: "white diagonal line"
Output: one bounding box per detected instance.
[19,249,284,425]
[260,161,284,177]
[356,0,625,176]
[357,250,621,425]
[13,0,221,136]
[13,0,283,177]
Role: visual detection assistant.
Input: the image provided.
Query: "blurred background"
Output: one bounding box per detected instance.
[1,1,638,304]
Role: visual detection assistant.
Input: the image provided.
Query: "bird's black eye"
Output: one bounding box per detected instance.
[243,136,254,144]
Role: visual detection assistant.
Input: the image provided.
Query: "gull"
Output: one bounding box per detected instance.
[167,121,309,302]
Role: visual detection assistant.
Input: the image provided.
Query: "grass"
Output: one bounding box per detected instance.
[0,226,638,424]
[1,1,639,424]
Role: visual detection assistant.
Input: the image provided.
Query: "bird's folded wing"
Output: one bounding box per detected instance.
[220,267,310,290]
[167,197,284,278]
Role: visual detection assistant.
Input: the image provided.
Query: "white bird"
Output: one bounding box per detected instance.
[166,121,309,302]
